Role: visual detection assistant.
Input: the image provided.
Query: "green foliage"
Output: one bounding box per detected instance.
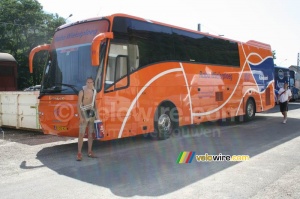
[0,0,65,89]
[272,50,276,60]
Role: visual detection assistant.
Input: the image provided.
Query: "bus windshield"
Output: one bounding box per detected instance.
[40,19,109,94]
[42,44,100,94]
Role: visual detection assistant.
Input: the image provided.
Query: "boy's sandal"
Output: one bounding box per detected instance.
[88,151,96,158]
[76,153,82,161]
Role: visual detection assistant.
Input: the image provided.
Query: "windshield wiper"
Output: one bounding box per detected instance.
[55,83,79,94]
[41,88,66,93]
[38,87,67,98]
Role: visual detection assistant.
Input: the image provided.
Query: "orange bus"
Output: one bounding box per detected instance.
[29,13,275,140]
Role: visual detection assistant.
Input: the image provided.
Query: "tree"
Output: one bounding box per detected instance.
[0,0,65,89]
[272,50,276,60]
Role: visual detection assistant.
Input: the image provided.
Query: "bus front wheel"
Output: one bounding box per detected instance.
[244,99,255,121]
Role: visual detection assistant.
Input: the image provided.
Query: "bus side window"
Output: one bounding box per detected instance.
[107,57,115,81]
[104,57,115,90]
[106,43,130,90]
[116,56,128,79]
[115,55,129,89]
[128,44,139,71]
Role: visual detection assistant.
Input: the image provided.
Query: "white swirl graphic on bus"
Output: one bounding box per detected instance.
[54,102,74,122]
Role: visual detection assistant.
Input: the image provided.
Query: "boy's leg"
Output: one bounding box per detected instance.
[77,120,88,160]
[87,118,95,155]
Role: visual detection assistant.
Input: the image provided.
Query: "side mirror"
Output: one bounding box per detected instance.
[91,32,113,66]
[29,44,51,73]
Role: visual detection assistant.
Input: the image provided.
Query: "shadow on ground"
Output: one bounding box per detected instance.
[31,106,300,197]
[264,101,300,113]
[0,128,75,146]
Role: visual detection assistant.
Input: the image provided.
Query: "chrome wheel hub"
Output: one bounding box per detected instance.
[247,103,254,117]
[158,114,171,133]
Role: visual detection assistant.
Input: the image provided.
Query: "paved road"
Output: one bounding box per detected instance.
[0,103,300,199]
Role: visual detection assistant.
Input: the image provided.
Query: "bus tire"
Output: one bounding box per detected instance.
[244,98,255,121]
[151,105,177,140]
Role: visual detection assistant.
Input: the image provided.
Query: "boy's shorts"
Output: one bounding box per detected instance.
[79,117,95,135]
[279,101,288,113]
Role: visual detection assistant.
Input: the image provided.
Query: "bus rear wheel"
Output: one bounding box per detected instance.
[151,105,176,140]
[244,98,255,121]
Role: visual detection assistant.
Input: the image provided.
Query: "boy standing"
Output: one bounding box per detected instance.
[77,77,96,160]
[278,82,292,124]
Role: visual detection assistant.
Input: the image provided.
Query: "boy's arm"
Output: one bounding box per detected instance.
[77,90,83,120]
[288,90,292,101]
[277,89,282,102]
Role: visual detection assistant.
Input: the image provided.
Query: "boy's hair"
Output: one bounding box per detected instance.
[86,77,94,83]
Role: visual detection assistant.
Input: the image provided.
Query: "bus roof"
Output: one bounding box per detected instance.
[56,13,271,50]
[0,53,17,62]
[274,65,290,69]
[57,14,236,42]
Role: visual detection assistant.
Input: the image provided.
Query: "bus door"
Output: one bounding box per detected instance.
[103,51,137,139]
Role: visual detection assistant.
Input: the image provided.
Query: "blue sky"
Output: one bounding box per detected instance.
[37,0,300,68]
